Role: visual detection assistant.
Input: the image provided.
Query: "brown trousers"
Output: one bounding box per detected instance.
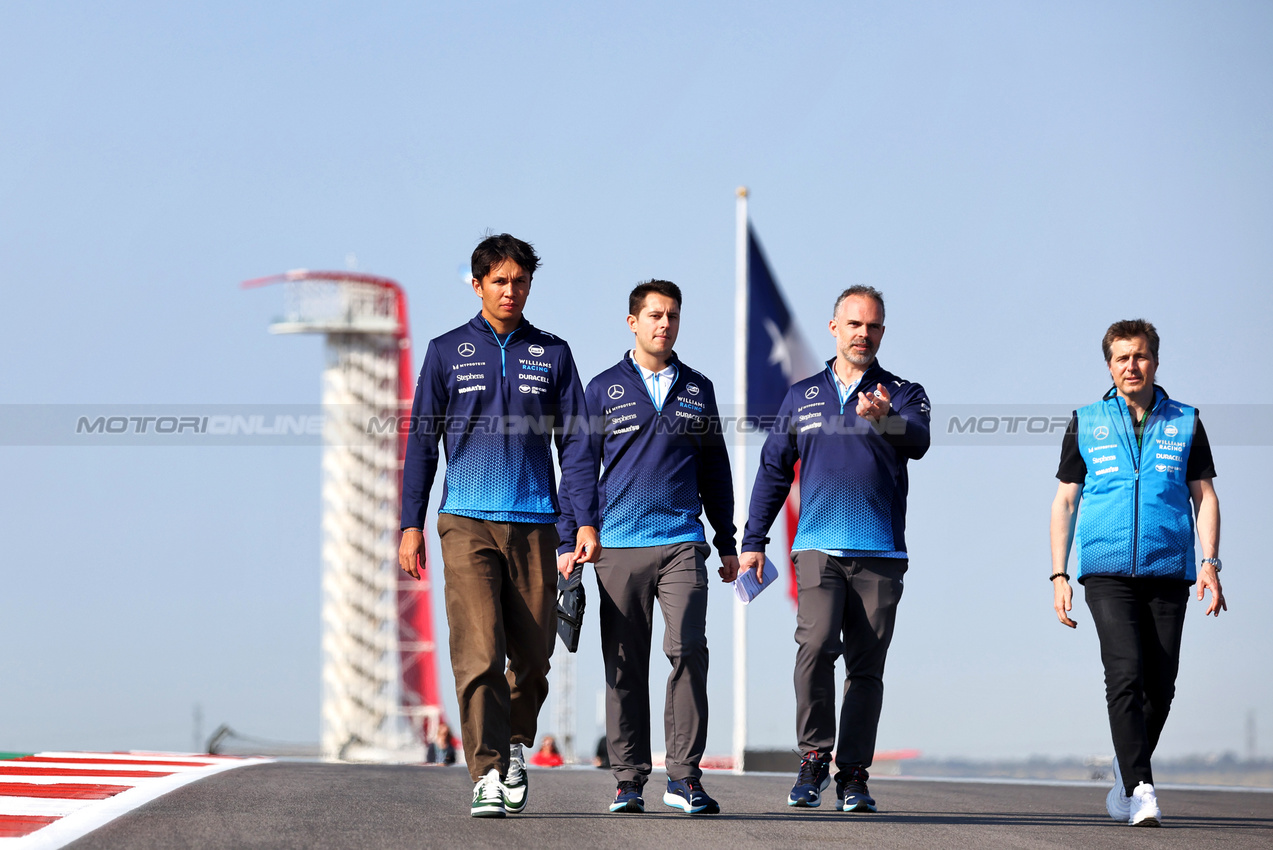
[437,513,560,781]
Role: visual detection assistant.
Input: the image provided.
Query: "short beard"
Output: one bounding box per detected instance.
[842,343,876,368]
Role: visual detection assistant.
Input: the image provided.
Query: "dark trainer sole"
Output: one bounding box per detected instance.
[609,802,645,813]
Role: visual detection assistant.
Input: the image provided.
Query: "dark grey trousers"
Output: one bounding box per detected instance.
[596,542,711,784]
[793,551,907,771]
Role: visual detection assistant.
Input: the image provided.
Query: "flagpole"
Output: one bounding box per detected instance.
[732,185,749,775]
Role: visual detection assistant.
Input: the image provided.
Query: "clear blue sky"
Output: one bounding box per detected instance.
[3,1,1271,761]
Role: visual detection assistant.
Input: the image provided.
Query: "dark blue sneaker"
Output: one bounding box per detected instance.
[663,778,720,814]
[836,766,877,813]
[788,751,832,808]
[609,780,645,813]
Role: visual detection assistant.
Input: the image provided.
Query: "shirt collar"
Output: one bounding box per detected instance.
[628,350,677,381]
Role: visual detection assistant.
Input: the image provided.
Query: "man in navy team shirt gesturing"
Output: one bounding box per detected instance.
[558,280,738,816]
[740,286,930,814]
[399,233,600,818]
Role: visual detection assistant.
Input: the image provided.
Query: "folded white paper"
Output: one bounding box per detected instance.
[733,564,778,604]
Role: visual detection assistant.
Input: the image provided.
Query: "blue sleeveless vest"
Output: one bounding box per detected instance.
[1075,387,1197,582]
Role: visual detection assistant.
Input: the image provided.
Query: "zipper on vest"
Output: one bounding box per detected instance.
[1116,398,1141,576]
[1131,469,1140,576]
[1124,395,1159,578]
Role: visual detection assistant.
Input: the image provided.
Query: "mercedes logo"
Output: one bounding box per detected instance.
[805,386,819,399]
[607,384,625,400]
[1093,425,1109,440]
[458,342,476,357]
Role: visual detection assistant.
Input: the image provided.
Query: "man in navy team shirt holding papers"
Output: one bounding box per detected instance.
[740,285,930,814]
[558,280,738,816]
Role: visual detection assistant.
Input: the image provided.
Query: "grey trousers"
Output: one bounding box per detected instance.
[596,542,711,784]
[793,551,907,771]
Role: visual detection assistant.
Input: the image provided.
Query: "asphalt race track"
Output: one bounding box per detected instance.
[65,763,1272,849]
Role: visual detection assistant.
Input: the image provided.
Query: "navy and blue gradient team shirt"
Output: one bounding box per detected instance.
[400,312,599,530]
[557,351,736,557]
[742,359,930,557]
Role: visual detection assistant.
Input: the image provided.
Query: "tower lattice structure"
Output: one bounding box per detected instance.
[246,270,444,761]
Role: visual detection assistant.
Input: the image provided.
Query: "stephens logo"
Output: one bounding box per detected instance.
[458,342,476,357]
[1093,425,1109,440]
[805,386,819,400]
[528,344,545,357]
[607,384,625,400]
[686,383,700,396]
[1164,424,1178,437]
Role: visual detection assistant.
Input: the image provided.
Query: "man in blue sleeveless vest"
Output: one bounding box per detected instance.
[1050,318,1225,828]
[399,233,601,818]
[739,286,931,813]
[557,280,738,815]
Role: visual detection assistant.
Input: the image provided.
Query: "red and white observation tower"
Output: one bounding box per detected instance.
[245,269,444,761]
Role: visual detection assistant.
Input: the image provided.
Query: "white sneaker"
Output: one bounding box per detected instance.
[1105,757,1130,821]
[1128,781,1161,827]
[503,743,527,814]
[471,768,506,818]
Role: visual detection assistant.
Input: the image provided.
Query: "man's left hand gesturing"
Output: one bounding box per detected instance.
[856,382,891,424]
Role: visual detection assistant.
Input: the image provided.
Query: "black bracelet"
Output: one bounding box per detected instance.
[1049,572,1070,582]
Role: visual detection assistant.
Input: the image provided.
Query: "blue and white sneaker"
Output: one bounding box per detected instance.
[788,751,832,808]
[610,780,645,813]
[664,778,719,814]
[836,766,877,812]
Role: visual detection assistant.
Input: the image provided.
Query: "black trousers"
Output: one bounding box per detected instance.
[1084,575,1190,794]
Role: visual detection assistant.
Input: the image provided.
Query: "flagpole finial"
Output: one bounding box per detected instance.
[736,186,748,198]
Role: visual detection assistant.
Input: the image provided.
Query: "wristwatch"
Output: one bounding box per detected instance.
[1202,557,1222,572]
